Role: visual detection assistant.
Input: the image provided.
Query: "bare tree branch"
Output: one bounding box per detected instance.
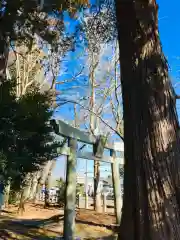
[56,97,124,141]
[56,66,84,85]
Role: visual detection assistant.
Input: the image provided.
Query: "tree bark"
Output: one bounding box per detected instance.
[44,159,56,208]
[64,138,77,240]
[89,52,101,212]
[93,136,107,212]
[33,160,54,203]
[115,0,180,239]
[93,161,101,212]
[44,176,50,208]
[4,180,11,208]
[18,174,32,214]
[29,172,41,200]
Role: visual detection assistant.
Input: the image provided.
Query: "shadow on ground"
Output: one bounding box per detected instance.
[0,215,117,239]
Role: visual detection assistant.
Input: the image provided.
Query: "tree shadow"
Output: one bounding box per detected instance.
[0,214,118,239]
[10,214,64,228]
[76,218,118,232]
[33,203,64,210]
[0,220,60,239]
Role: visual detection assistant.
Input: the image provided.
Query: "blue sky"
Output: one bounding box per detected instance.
[158,0,180,115]
[52,0,180,180]
[158,0,180,86]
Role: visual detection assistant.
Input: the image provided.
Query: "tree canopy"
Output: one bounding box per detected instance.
[0,79,57,189]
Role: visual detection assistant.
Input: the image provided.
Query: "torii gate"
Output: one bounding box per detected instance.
[51,119,124,240]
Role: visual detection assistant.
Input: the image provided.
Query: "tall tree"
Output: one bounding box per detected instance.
[0,0,89,77]
[16,86,58,212]
[0,79,58,210]
[82,6,116,211]
[115,0,180,239]
[7,41,46,97]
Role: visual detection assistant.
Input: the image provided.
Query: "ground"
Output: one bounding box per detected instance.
[0,203,118,239]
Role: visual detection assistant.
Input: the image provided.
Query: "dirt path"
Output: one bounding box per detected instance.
[0,203,117,239]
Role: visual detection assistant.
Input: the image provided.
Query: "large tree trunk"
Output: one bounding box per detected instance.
[4,180,11,208]
[94,161,101,212]
[115,1,180,239]
[18,173,32,214]
[44,159,56,208]
[33,160,54,203]
[89,51,101,212]
[29,172,41,200]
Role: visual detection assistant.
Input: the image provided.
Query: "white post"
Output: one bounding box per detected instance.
[103,193,107,213]
[111,149,122,225]
[85,159,88,209]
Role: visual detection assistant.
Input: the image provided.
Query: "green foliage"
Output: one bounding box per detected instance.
[8,190,20,204]
[0,78,57,189]
[80,0,116,53]
[56,178,65,205]
[56,177,65,188]
[76,183,84,196]
[0,0,89,55]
